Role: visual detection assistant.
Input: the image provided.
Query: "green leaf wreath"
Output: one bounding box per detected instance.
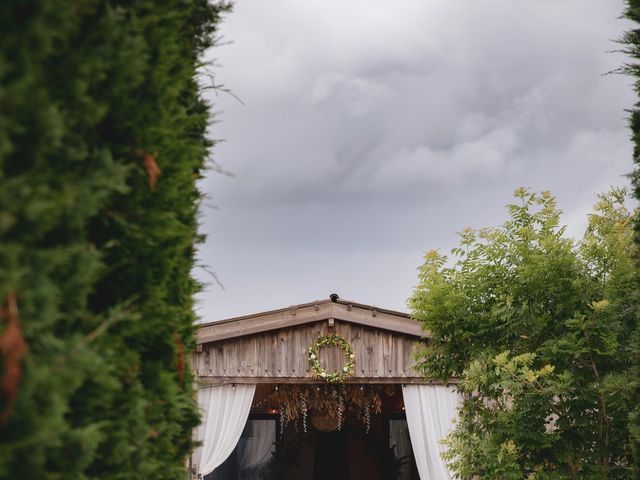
[308,334,355,383]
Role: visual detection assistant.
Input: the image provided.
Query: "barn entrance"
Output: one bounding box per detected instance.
[206,384,419,480]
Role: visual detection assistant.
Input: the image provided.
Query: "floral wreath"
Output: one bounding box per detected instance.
[308,334,355,383]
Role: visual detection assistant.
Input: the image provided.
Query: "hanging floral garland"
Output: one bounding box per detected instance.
[270,384,394,432]
[308,334,355,383]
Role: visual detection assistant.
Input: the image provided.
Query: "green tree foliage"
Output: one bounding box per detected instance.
[622,2,640,472]
[410,188,637,478]
[0,1,229,478]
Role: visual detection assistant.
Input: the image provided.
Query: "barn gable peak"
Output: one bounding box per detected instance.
[197,296,427,344]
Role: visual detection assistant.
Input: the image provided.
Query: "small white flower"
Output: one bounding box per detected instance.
[349,353,355,359]
[310,353,316,359]
[320,372,327,377]
[343,366,349,372]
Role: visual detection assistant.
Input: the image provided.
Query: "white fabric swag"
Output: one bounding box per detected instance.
[402,384,461,480]
[193,384,256,478]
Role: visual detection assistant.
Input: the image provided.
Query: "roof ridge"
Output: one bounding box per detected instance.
[198,295,409,327]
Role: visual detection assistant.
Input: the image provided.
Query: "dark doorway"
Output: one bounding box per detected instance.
[313,430,349,480]
[207,385,419,480]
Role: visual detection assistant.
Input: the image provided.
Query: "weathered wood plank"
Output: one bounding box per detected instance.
[194,320,427,381]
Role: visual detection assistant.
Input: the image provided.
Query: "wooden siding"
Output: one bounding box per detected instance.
[195,320,426,383]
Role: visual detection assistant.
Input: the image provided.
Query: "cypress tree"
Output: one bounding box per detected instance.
[0,1,229,478]
[623,2,640,477]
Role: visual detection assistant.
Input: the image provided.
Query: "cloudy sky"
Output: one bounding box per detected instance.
[195,0,635,321]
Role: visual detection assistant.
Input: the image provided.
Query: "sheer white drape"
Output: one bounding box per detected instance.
[402,384,461,480]
[238,419,276,479]
[193,384,256,478]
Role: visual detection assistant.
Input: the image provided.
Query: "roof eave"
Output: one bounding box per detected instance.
[197,299,427,343]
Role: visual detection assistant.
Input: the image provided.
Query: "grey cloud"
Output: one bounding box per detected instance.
[195,0,635,321]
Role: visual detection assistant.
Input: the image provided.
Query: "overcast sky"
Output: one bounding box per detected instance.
[195,0,635,321]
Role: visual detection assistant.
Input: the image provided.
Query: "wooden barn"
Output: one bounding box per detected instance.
[192,295,460,480]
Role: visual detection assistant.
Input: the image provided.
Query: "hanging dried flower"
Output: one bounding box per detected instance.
[364,404,371,434]
[279,403,287,438]
[300,392,308,433]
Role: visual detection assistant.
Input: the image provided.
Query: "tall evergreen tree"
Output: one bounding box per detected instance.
[0,1,229,478]
[622,2,640,475]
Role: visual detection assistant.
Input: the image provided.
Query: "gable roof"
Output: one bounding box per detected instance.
[197,296,427,344]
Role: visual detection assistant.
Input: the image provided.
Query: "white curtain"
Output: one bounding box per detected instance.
[402,384,461,480]
[193,384,256,478]
[238,419,276,479]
